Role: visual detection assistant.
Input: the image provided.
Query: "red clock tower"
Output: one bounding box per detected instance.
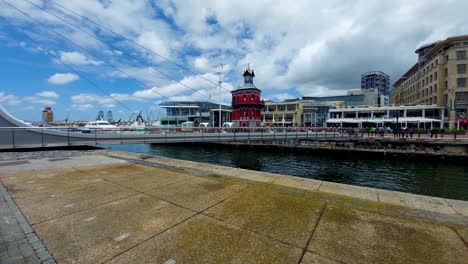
[231,68,263,127]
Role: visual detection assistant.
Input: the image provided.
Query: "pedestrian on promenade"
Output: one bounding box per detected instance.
[393,128,397,138]
[409,128,414,138]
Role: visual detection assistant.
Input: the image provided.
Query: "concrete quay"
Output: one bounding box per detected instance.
[0,149,467,263]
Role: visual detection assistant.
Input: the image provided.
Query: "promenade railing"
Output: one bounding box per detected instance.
[0,126,465,149]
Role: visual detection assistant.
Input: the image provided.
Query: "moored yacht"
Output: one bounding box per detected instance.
[83,120,117,130]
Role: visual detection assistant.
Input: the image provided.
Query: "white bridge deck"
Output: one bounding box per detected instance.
[0,105,347,149]
[0,126,345,149]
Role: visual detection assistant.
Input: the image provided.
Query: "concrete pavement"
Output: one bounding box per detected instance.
[0,149,467,263]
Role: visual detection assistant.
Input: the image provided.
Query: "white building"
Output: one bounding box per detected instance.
[327,105,445,129]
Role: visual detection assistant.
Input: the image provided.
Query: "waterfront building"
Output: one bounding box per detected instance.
[41,106,53,124]
[97,110,105,121]
[261,88,389,127]
[361,71,390,96]
[262,99,343,127]
[231,68,263,127]
[392,35,468,128]
[303,88,384,107]
[327,105,445,129]
[106,110,113,122]
[159,101,231,127]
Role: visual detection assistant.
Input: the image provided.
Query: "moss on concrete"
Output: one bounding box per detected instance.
[308,204,468,264]
[206,186,325,247]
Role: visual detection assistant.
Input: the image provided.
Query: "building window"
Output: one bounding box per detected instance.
[457,64,466,74]
[456,50,466,60]
[457,78,466,87]
[434,72,437,81]
[243,94,246,102]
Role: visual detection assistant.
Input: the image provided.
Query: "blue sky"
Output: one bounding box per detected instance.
[1,0,468,121]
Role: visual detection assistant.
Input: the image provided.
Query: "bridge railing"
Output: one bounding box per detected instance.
[0,126,354,149]
[0,126,464,149]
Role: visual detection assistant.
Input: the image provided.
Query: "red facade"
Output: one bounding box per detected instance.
[231,69,263,127]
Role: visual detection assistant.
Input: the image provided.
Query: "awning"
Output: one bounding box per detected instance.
[326,117,442,123]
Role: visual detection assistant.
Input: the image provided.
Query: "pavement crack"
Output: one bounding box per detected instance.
[450,226,468,247]
[443,199,463,217]
[297,202,327,264]
[31,192,141,226]
[101,185,250,263]
[201,212,302,250]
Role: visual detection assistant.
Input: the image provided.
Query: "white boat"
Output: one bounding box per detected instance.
[83,120,117,130]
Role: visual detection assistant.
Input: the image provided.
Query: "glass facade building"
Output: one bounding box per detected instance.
[302,95,366,107]
[361,71,390,96]
[159,101,231,127]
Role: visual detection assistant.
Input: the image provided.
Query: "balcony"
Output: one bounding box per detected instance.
[231,101,265,108]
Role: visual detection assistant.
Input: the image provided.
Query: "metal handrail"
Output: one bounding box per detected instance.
[0,126,466,150]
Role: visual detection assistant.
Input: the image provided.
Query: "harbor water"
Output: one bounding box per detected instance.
[103,144,468,201]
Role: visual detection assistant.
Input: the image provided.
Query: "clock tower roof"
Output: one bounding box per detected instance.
[243,68,255,78]
[232,67,261,93]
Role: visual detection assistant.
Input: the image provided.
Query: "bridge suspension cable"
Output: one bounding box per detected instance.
[0,15,135,114]
[44,0,233,94]
[1,0,175,102]
[20,0,218,103]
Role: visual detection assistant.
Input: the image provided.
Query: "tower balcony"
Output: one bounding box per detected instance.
[231,101,265,108]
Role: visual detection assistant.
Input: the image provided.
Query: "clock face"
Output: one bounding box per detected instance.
[245,76,252,82]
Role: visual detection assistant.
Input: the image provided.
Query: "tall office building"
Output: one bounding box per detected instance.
[41,106,54,124]
[392,35,468,128]
[361,71,390,96]
[106,110,113,122]
[97,110,105,121]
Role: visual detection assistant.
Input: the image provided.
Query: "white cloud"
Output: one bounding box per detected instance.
[0,92,22,106]
[136,31,172,61]
[48,73,79,85]
[133,72,235,102]
[56,51,103,66]
[36,91,60,99]
[0,92,57,106]
[71,93,146,109]
[266,93,297,102]
[72,103,94,111]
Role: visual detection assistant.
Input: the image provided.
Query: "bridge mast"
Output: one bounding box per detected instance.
[217,64,224,128]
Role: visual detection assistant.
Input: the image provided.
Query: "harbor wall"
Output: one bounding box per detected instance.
[183,138,468,159]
